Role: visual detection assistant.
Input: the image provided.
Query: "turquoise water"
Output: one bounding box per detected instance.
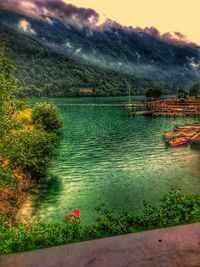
[30,97,200,224]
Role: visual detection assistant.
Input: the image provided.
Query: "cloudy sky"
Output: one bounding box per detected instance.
[65,0,200,44]
[0,0,199,44]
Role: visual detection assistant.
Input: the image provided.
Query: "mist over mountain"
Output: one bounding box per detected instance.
[0,4,200,97]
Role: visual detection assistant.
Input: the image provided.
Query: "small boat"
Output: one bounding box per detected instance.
[175,128,200,133]
[182,131,198,138]
[163,131,197,140]
[175,125,200,132]
[168,137,189,147]
[163,132,184,139]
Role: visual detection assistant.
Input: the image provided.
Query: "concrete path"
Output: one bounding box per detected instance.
[1,223,200,267]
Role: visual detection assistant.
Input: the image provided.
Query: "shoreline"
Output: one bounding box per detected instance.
[15,193,34,224]
[0,170,36,225]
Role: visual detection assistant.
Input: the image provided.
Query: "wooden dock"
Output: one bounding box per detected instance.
[127,98,200,117]
[129,109,200,117]
[128,110,154,117]
[152,109,200,117]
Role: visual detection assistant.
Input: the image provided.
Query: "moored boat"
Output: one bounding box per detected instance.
[175,125,200,132]
[168,137,189,147]
[163,131,197,140]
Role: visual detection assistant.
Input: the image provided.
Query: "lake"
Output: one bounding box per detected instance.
[28,96,200,225]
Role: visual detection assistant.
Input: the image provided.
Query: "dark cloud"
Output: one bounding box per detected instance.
[100,22,197,47]
[0,0,197,47]
[174,32,186,39]
[34,0,99,23]
[161,31,197,47]
[0,0,99,28]
[0,0,20,10]
[134,26,197,47]
[135,26,160,38]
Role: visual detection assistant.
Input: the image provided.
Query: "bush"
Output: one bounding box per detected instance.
[0,130,57,177]
[0,220,81,255]
[83,190,200,238]
[1,190,200,255]
[32,103,62,132]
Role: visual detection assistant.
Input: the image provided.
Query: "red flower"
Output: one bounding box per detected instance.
[74,208,80,218]
[66,212,72,220]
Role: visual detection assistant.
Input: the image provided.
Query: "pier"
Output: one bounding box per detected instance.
[127,98,200,117]
[129,109,200,117]
[128,110,154,116]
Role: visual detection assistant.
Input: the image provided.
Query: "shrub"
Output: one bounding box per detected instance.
[1,190,200,255]
[32,103,62,132]
[0,221,81,255]
[0,130,57,177]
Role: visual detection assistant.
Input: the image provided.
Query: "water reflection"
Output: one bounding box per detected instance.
[31,174,63,220]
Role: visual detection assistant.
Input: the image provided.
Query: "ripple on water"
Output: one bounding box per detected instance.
[29,97,200,224]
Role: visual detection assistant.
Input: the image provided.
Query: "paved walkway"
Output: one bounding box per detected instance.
[1,223,200,267]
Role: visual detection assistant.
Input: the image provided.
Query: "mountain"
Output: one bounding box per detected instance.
[0,8,200,97]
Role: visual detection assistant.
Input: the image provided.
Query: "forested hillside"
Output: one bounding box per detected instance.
[0,22,150,97]
[0,9,199,97]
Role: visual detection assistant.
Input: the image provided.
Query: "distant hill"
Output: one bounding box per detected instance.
[0,9,200,97]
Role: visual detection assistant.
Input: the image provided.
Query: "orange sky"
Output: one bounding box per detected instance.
[64,0,200,44]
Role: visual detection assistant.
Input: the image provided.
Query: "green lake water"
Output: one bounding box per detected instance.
[29,96,200,224]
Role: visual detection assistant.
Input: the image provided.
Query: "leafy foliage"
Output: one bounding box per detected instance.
[0,220,80,255]
[1,190,200,254]
[32,103,62,131]
[0,43,17,137]
[0,42,61,187]
[0,42,62,225]
[0,130,57,177]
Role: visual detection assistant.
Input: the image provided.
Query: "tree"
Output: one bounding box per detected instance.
[177,89,188,99]
[189,83,200,98]
[0,43,17,137]
[145,88,162,99]
[32,103,62,132]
